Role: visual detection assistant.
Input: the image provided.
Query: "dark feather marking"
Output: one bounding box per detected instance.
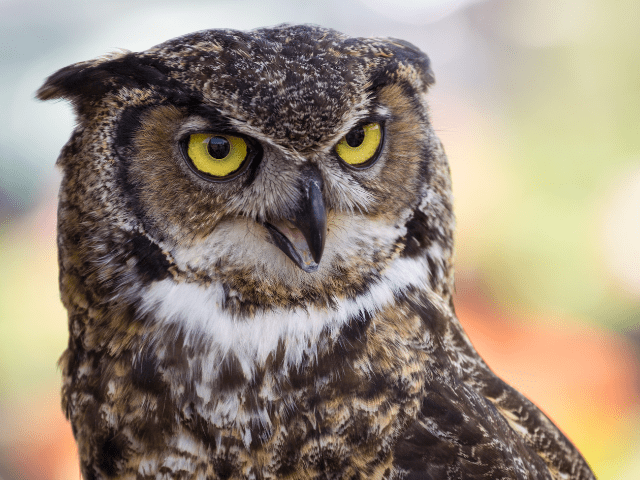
[131,350,167,394]
[217,352,247,392]
[408,294,448,339]
[213,455,236,480]
[128,233,172,283]
[114,105,143,156]
[402,208,441,259]
[182,407,219,451]
[95,430,130,477]
[82,465,98,480]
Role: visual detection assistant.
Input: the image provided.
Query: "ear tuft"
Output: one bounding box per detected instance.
[36,51,131,103]
[36,50,180,113]
[368,38,435,95]
[385,38,435,88]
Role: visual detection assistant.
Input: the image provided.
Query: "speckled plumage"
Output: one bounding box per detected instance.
[38,25,595,480]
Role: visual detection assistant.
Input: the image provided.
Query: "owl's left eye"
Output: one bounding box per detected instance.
[185,133,252,180]
[335,122,383,168]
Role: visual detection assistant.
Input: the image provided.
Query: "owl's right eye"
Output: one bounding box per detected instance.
[185,133,252,180]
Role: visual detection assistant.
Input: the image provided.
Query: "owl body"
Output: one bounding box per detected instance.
[39,25,594,479]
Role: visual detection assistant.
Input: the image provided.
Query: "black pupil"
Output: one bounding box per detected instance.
[207,136,231,159]
[345,126,365,148]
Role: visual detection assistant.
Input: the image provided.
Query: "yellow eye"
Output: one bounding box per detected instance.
[335,122,382,167]
[187,133,248,178]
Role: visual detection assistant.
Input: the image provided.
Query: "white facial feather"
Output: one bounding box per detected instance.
[166,211,408,290]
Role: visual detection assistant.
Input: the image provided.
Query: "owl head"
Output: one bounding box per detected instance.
[38,25,454,315]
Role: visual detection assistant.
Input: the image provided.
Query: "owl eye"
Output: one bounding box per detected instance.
[335,122,383,167]
[186,133,250,179]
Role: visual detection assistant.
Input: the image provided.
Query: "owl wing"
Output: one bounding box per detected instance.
[392,378,555,479]
[390,306,596,480]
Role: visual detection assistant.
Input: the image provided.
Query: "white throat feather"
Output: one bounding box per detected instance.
[138,254,434,378]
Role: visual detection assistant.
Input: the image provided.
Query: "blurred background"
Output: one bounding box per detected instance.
[1,0,639,478]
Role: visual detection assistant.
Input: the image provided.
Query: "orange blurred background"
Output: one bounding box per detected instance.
[1,1,639,479]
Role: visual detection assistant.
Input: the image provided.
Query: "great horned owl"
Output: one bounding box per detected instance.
[38,25,595,479]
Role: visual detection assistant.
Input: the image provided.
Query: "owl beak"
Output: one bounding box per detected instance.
[264,168,327,273]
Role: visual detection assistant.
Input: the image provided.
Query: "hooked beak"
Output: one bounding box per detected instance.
[263,167,326,273]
